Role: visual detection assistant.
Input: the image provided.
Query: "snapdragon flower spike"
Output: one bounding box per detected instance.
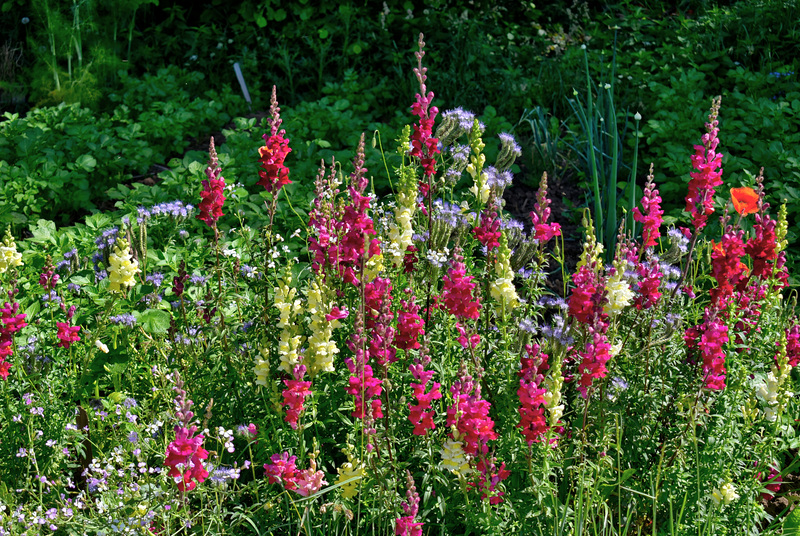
[56,322,81,348]
[473,458,511,505]
[699,313,729,390]
[568,264,606,325]
[781,322,800,368]
[685,96,723,232]
[409,33,440,197]
[257,86,292,194]
[164,372,209,491]
[518,343,549,444]
[633,257,663,310]
[447,368,497,456]
[745,209,779,281]
[196,136,226,228]
[396,471,424,536]
[0,301,26,379]
[472,203,502,252]
[164,425,209,492]
[307,159,342,276]
[408,339,441,436]
[282,364,312,430]
[530,172,562,243]
[264,452,298,491]
[709,227,746,308]
[395,289,424,350]
[39,256,59,291]
[345,307,383,424]
[441,248,481,320]
[365,277,396,367]
[632,164,664,248]
[577,329,613,398]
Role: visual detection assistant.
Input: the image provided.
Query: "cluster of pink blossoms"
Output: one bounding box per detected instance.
[264,452,327,497]
[409,33,440,197]
[0,300,26,379]
[345,307,382,448]
[685,96,723,232]
[781,322,800,368]
[441,249,481,320]
[529,173,561,243]
[472,205,502,252]
[577,330,613,398]
[446,371,497,457]
[282,363,312,430]
[196,136,226,228]
[256,86,292,194]
[395,471,424,536]
[632,168,664,248]
[365,277,396,367]
[568,265,605,325]
[709,229,747,308]
[685,312,729,390]
[517,343,549,444]
[56,322,81,348]
[634,257,663,311]
[164,373,209,491]
[395,291,424,350]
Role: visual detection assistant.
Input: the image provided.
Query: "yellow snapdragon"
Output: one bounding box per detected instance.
[440,434,471,475]
[108,238,140,292]
[274,268,304,375]
[490,239,520,313]
[0,229,23,274]
[305,278,341,377]
[336,455,364,498]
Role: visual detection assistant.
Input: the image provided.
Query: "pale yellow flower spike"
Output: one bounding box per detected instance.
[0,229,23,274]
[108,238,140,292]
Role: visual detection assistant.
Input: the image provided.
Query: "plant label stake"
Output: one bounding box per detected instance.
[233,62,252,112]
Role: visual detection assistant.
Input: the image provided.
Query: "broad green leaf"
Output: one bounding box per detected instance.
[136,309,171,334]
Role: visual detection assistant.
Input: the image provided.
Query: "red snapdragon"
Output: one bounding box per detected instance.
[282,364,312,430]
[577,330,612,398]
[472,206,502,252]
[256,86,292,194]
[197,136,226,228]
[447,371,497,456]
[395,290,424,350]
[441,249,481,320]
[568,265,605,325]
[634,257,663,310]
[517,343,549,444]
[0,301,26,379]
[164,425,209,491]
[709,228,747,308]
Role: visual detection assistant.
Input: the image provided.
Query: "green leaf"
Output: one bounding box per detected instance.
[255,14,267,28]
[29,219,57,245]
[76,154,97,171]
[784,507,800,534]
[136,309,171,334]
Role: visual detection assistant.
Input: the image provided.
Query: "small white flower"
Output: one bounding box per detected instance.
[95,340,109,354]
[634,112,642,121]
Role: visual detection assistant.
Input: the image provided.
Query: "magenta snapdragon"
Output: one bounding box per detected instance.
[529,173,561,243]
[577,329,612,398]
[0,300,26,379]
[196,136,226,228]
[164,373,209,492]
[685,96,723,232]
[409,33,440,197]
[282,363,312,430]
[517,343,549,443]
[632,166,664,248]
[257,86,292,194]
[441,248,481,320]
[396,471,424,536]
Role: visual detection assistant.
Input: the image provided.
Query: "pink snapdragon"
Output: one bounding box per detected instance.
[685,96,723,232]
[568,265,605,325]
[518,343,549,443]
[0,300,26,380]
[164,373,209,491]
[164,425,209,492]
[634,257,663,310]
[365,277,396,367]
[197,136,226,228]
[409,33,440,196]
[395,290,424,350]
[441,249,481,320]
[264,453,327,497]
[632,167,663,248]
[577,330,612,398]
[689,312,730,391]
[56,322,81,348]
[474,458,511,505]
[447,370,497,456]
[745,211,779,281]
[256,86,292,194]
[709,229,747,308]
[282,364,312,430]
[472,206,502,252]
[781,322,800,368]
[396,471,424,536]
[529,173,561,243]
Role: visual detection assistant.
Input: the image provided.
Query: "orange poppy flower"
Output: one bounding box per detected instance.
[730,187,759,216]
